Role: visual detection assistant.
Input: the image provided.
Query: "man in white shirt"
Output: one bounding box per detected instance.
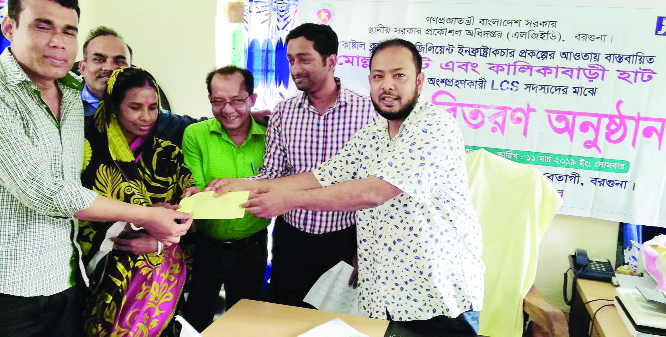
[208,38,484,334]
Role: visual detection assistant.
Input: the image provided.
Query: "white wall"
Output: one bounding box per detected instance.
[77,0,217,119]
[79,0,621,314]
[535,216,618,313]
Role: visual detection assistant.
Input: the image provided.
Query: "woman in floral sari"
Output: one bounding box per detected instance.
[78,67,196,336]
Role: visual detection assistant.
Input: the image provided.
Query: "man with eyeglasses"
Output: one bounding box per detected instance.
[180,65,269,332]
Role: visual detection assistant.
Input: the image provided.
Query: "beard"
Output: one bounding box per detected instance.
[372,89,420,121]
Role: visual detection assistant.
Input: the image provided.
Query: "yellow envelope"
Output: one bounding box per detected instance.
[178,191,250,219]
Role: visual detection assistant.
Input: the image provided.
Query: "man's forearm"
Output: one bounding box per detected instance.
[75,195,150,224]
[241,172,321,191]
[74,195,191,245]
[291,177,401,212]
[241,177,402,219]
[269,172,321,190]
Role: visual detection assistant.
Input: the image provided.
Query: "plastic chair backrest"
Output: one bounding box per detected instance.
[466,149,562,337]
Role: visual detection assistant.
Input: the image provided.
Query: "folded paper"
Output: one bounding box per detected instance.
[178,191,249,219]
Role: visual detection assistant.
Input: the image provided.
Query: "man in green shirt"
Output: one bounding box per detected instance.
[181,65,269,332]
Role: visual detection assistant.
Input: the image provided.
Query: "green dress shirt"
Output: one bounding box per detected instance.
[182,117,269,240]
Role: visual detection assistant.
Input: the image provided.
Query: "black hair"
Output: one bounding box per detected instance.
[285,23,338,63]
[8,0,80,24]
[104,68,159,116]
[205,65,255,95]
[369,38,423,73]
[83,26,133,60]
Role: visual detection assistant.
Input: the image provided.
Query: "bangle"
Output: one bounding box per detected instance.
[157,241,164,255]
[130,223,144,231]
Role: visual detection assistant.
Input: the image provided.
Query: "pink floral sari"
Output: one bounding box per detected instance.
[79,97,194,336]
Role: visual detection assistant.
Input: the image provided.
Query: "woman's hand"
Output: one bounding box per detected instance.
[149,202,180,210]
[110,232,160,255]
[182,186,203,198]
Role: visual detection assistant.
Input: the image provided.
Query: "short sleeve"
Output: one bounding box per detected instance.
[181,124,207,189]
[173,145,196,202]
[372,107,467,204]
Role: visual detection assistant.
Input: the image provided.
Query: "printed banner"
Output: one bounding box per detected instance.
[297,0,666,227]
[243,0,298,111]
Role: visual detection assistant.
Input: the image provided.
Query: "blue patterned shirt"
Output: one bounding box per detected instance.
[313,98,484,321]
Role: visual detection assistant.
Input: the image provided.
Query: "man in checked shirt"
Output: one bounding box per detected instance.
[210,23,377,308]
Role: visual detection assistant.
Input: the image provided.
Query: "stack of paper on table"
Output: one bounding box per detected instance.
[298,318,369,337]
[304,261,364,316]
[177,191,249,219]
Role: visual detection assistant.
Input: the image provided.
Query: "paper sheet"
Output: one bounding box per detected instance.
[636,285,666,304]
[304,261,364,316]
[616,274,658,289]
[297,318,369,337]
[85,221,127,278]
[177,191,249,219]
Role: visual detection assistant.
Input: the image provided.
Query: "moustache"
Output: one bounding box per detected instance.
[97,71,113,79]
[379,91,398,99]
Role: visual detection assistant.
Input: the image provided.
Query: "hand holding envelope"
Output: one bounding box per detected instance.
[203,177,297,219]
[177,191,250,219]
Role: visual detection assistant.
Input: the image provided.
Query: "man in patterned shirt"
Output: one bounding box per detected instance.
[209,39,484,334]
[0,0,192,335]
[209,23,377,308]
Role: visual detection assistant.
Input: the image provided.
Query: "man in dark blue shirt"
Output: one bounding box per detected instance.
[78,26,204,147]
[78,27,271,147]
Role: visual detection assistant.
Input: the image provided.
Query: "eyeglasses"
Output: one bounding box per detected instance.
[209,96,250,109]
